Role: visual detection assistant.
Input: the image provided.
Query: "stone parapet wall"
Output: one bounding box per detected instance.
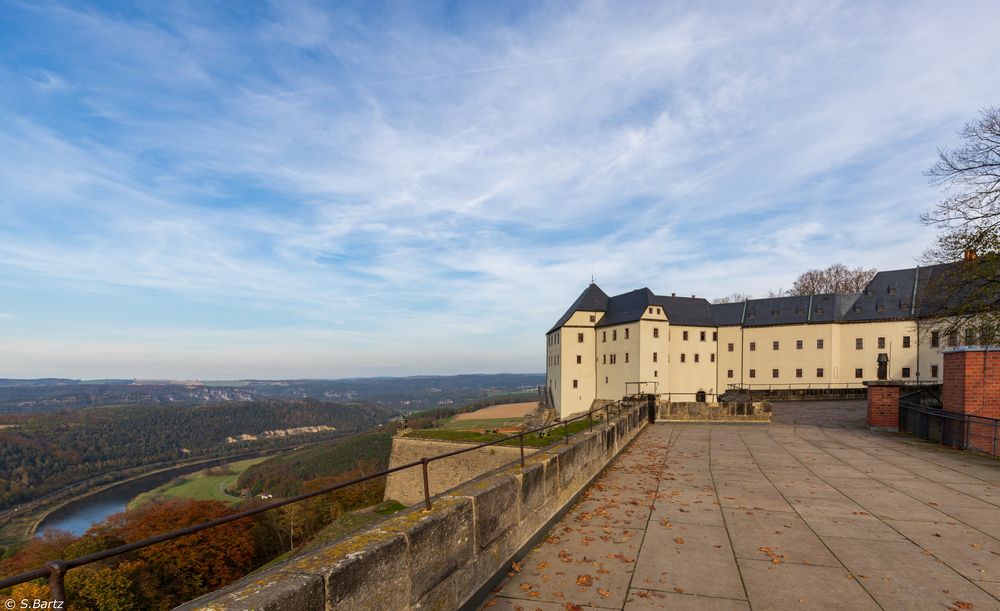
[383,437,533,507]
[179,403,648,611]
[865,382,902,432]
[656,401,770,422]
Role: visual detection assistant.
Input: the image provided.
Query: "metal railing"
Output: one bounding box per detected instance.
[0,398,645,606]
[899,398,1000,456]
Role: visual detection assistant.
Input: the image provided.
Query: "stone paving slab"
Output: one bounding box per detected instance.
[481,401,1000,611]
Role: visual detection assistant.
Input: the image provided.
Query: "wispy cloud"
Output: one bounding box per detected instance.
[1,0,998,377]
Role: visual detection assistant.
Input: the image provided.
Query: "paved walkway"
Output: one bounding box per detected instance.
[482,401,1000,610]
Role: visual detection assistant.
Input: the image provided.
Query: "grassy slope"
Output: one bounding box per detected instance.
[128,457,267,509]
[404,419,592,447]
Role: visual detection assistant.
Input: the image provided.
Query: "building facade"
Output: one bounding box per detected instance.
[546,264,961,417]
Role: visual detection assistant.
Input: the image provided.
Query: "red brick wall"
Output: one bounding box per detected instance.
[943,350,1000,455]
[867,385,900,430]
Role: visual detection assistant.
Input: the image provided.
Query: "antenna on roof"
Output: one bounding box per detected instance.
[591,264,596,285]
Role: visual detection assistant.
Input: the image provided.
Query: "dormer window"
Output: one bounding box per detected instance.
[656,307,661,315]
[589,315,596,322]
[854,305,862,313]
[795,306,804,315]
[815,307,824,315]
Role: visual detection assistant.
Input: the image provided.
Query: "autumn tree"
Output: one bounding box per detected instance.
[712,293,753,304]
[920,106,1000,343]
[788,263,877,295]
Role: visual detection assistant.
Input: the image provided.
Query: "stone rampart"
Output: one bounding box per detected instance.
[657,400,770,422]
[179,402,648,611]
[383,437,534,506]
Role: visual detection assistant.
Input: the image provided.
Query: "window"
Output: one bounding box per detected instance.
[817,339,824,349]
[648,307,653,314]
[694,354,700,363]
[965,329,975,345]
[902,367,911,378]
[602,331,607,343]
[931,365,939,378]
[653,327,659,338]
[796,340,803,350]
[653,352,658,363]
[572,379,578,389]
[749,369,756,379]
[727,369,734,379]
[796,368,803,378]
[578,333,584,343]
[656,308,661,315]
[654,370,658,377]
[948,331,958,346]
[710,353,716,363]
[855,338,863,350]
[625,328,629,339]
[700,331,706,341]
[589,315,596,322]
[625,353,629,363]
[605,376,608,383]
[576,355,582,364]
[902,335,911,348]
[728,343,734,352]
[817,368,824,377]
[602,355,606,365]
[683,330,689,341]
[610,354,616,364]
[772,369,779,378]
[612,330,617,341]
[712,331,718,341]
[680,353,686,363]
[772,340,780,351]
[749,341,757,351]
[815,306,824,315]
[855,368,863,378]
[878,337,886,349]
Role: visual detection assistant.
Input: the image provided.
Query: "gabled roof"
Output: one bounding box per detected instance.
[651,294,716,326]
[548,283,609,333]
[596,288,656,327]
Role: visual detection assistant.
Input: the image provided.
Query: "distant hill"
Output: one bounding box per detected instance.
[0,373,544,414]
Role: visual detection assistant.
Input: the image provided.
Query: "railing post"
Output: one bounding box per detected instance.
[420,458,432,511]
[46,560,67,605]
[564,420,569,444]
[519,432,525,467]
[589,411,593,432]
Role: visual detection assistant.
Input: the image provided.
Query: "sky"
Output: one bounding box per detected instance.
[1,0,999,379]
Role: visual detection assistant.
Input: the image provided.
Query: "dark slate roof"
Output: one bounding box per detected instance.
[596,288,656,328]
[841,267,917,321]
[651,294,716,326]
[548,283,609,333]
[708,302,745,326]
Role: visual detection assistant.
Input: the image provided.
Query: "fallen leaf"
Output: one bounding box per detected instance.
[511,561,522,573]
[576,574,593,587]
[537,562,550,570]
[952,601,974,610]
[674,537,685,545]
[483,600,497,608]
[597,588,612,598]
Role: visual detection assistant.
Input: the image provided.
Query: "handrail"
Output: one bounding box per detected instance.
[0,398,642,604]
[899,399,1000,425]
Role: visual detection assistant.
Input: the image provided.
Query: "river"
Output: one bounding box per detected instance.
[36,452,272,536]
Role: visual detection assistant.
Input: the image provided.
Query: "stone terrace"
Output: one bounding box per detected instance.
[482,401,1000,610]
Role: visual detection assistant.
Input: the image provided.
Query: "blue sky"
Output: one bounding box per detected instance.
[1,1,999,379]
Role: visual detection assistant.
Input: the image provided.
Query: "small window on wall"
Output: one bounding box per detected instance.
[653,328,659,338]
[710,353,716,363]
[749,342,756,351]
[576,355,582,364]
[902,367,911,378]
[878,337,886,349]
[796,368,803,378]
[578,333,584,343]
[572,379,578,389]
[653,352,658,363]
[931,331,940,347]
[965,329,975,345]
[855,338,863,350]
[700,331,706,341]
[727,369,734,379]
[855,368,863,378]
[749,369,756,379]
[817,368,824,377]
[713,331,718,341]
[817,339,824,349]
[902,336,911,348]
[728,343,734,352]
[694,354,700,363]
[610,354,616,364]
[683,330,689,341]
[589,315,596,322]
[654,370,658,377]
[772,369,779,378]
[602,331,607,343]
[772,341,780,350]
[796,340,803,350]
[680,353,686,363]
[625,353,629,363]
[605,376,608,383]
[948,331,958,346]
[931,365,939,378]
[625,328,630,339]
[603,355,606,365]
[612,330,617,341]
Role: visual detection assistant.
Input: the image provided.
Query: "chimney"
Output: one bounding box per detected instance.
[964,249,978,261]
[691,295,695,299]
[671,292,676,297]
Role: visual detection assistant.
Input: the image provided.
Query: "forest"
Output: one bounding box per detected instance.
[0,400,392,509]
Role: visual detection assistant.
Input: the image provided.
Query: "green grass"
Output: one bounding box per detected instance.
[128,457,268,509]
[374,499,407,515]
[405,418,594,448]
[438,416,523,430]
